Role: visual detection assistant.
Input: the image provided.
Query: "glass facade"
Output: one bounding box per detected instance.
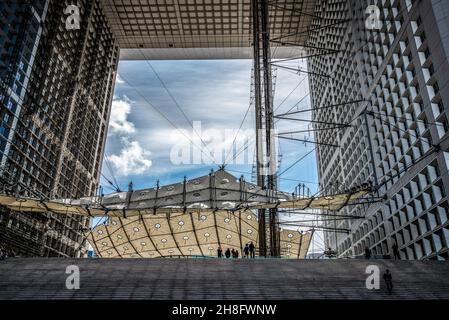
[308,0,449,260]
[0,0,119,257]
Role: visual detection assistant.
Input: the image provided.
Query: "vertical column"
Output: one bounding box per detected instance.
[251,0,279,257]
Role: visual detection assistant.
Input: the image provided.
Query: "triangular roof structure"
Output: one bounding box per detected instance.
[0,169,370,216]
[0,170,371,258]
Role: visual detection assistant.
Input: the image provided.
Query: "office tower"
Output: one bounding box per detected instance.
[0,0,119,257]
[308,0,449,260]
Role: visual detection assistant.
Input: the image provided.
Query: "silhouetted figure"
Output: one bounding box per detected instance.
[225,248,231,259]
[0,245,8,260]
[217,247,223,258]
[243,244,249,258]
[249,242,255,259]
[234,249,239,259]
[324,247,336,258]
[365,246,372,259]
[383,269,393,295]
[392,243,400,260]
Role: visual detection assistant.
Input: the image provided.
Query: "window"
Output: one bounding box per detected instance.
[424,47,431,59]
[416,16,422,26]
[429,64,434,76]
[433,82,440,94]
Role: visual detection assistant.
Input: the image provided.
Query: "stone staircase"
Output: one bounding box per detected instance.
[0,258,448,300]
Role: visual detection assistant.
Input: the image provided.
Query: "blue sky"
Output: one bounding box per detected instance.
[102,59,318,193]
[100,59,324,254]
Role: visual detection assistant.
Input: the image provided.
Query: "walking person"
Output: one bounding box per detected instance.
[0,245,8,260]
[249,241,255,259]
[225,248,231,259]
[217,247,223,258]
[365,246,372,259]
[243,244,249,258]
[383,269,393,295]
[392,243,400,260]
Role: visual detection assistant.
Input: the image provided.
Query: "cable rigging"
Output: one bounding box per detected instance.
[138,50,218,165]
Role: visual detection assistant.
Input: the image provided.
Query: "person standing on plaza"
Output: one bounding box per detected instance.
[249,242,255,259]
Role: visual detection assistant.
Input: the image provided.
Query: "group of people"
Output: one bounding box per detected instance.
[217,241,256,259]
[0,249,7,261]
[364,242,401,260]
[0,245,14,260]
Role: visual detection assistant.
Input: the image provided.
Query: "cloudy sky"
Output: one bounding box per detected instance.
[101,58,324,254]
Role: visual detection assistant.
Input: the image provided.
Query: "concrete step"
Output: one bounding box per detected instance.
[0,258,448,300]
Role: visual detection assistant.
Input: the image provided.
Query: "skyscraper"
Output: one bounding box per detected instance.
[308,0,449,260]
[0,0,119,257]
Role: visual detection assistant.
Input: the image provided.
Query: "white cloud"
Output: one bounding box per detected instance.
[109,97,135,135]
[116,73,125,84]
[109,140,153,176]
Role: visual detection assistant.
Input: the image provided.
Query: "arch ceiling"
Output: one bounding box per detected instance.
[99,0,317,59]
